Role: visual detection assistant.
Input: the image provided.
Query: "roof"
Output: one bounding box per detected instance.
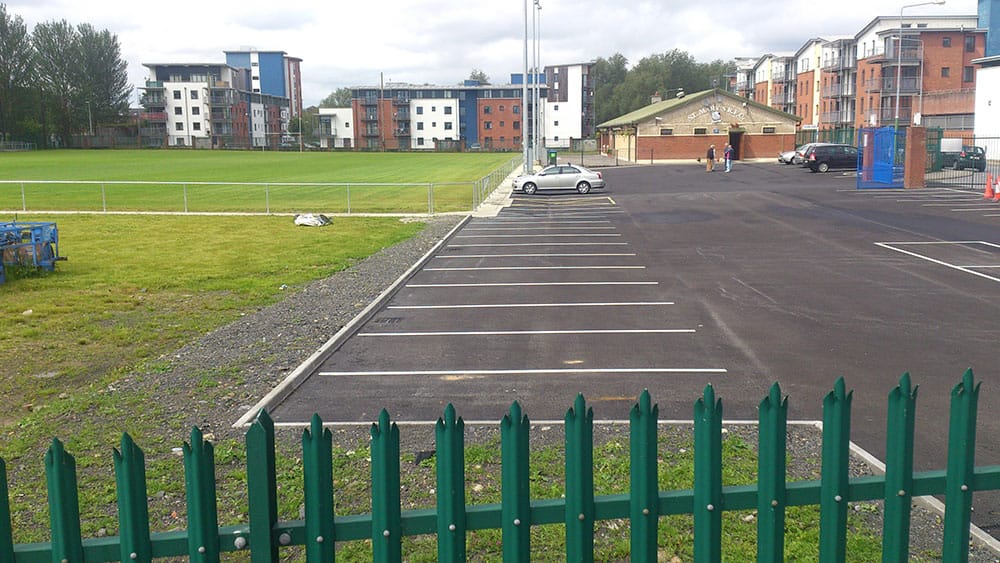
[596,88,800,129]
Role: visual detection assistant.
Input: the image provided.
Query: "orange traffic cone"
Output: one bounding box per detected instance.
[994,178,1000,202]
[985,175,996,200]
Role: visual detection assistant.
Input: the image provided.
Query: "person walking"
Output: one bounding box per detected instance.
[705,144,716,172]
[723,143,734,173]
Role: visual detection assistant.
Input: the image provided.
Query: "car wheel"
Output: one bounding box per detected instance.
[818,162,829,173]
[523,182,537,195]
[978,163,986,172]
[576,181,591,194]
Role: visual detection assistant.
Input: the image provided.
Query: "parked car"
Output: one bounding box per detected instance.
[512,164,606,195]
[779,144,815,165]
[803,143,859,173]
[945,146,987,172]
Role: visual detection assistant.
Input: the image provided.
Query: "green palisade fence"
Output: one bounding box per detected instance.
[4,369,1000,562]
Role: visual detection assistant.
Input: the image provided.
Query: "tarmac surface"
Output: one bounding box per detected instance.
[260,159,1000,532]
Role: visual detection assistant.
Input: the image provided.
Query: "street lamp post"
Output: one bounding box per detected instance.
[894,0,945,130]
[533,0,541,166]
[85,102,94,136]
[522,0,530,173]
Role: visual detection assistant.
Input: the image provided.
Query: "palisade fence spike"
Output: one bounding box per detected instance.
[436,403,467,562]
[184,426,220,562]
[114,432,151,563]
[565,394,595,563]
[693,384,722,563]
[819,377,852,563]
[501,401,531,561]
[757,382,787,563]
[882,373,918,563]
[247,409,279,563]
[0,458,13,563]
[371,409,402,562]
[629,389,659,563]
[302,413,334,563]
[45,438,84,563]
[943,368,980,563]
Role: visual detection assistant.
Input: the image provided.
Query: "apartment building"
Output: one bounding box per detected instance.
[140,50,300,149]
[224,50,304,119]
[543,63,595,148]
[973,0,1000,140]
[317,108,353,149]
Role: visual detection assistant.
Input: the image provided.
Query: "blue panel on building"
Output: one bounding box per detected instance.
[983,0,1000,58]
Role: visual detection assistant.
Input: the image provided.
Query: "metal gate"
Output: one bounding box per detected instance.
[857,127,904,189]
[925,132,999,191]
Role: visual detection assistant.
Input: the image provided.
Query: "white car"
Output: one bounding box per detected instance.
[512,164,606,195]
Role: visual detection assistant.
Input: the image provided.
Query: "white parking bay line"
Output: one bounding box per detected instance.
[359,329,696,337]
[318,367,728,377]
[447,242,629,247]
[462,226,617,231]
[423,266,645,271]
[388,301,674,309]
[433,253,637,258]
[408,281,658,288]
[453,233,622,238]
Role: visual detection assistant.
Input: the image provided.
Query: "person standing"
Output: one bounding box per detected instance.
[706,144,716,172]
[723,143,734,173]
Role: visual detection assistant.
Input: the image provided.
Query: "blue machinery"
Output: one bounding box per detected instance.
[0,221,63,285]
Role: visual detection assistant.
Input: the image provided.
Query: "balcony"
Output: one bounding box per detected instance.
[140,95,164,106]
[820,110,856,124]
[821,83,856,98]
[362,96,378,106]
[879,106,913,123]
[821,57,843,70]
[881,46,923,66]
[863,79,883,92]
[881,76,920,94]
[144,81,164,89]
[140,112,167,122]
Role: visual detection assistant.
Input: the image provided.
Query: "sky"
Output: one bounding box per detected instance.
[5,0,980,107]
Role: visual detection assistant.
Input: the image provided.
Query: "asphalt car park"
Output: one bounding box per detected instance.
[258,159,1000,532]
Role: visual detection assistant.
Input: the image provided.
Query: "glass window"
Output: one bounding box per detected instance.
[762,126,777,134]
[174,107,183,115]
[444,106,452,114]
[173,90,182,99]
[192,107,200,115]
[417,122,424,130]
[484,106,491,114]
[513,105,519,114]
[190,90,198,100]
[965,36,976,52]
[660,128,673,135]
[963,66,974,82]
[192,122,200,131]
[693,128,707,135]
[513,121,520,129]
[444,122,453,130]
[416,106,423,115]
[484,121,492,130]
[175,122,184,131]
[942,37,952,48]
[941,67,950,78]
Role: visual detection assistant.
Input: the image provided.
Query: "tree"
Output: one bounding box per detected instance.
[76,24,131,129]
[0,4,33,141]
[31,19,80,145]
[320,87,352,108]
[468,69,490,84]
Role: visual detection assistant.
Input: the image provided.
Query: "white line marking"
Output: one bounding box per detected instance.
[360,329,696,337]
[423,266,645,271]
[434,253,637,258]
[447,242,629,247]
[318,367,728,377]
[875,241,1000,284]
[388,301,674,309]
[462,226,617,231]
[407,281,658,287]
[453,233,622,238]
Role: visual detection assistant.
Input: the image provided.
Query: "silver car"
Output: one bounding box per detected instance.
[512,164,606,195]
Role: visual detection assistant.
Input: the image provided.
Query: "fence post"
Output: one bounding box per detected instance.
[565,394,594,563]
[102,182,107,213]
[246,410,280,562]
[942,368,980,562]
[183,426,220,562]
[436,404,466,562]
[20,182,26,211]
[501,401,531,561]
[819,377,852,563]
[428,183,434,215]
[882,373,918,563]
[114,433,152,562]
[371,409,402,562]
[183,183,189,213]
[265,185,270,215]
[0,459,15,563]
[629,390,659,562]
[45,438,84,563]
[303,413,335,562]
[757,383,788,563]
[347,185,351,215]
[693,385,722,563]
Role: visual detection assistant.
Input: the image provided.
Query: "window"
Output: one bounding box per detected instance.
[965,36,976,53]
[416,106,424,115]
[444,122,453,130]
[174,107,183,115]
[191,107,200,115]
[173,90,182,100]
[190,90,199,100]
[553,105,559,111]
[554,121,559,126]
[693,128,707,135]
[431,106,436,112]
[484,121,493,130]
[942,37,952,47]
[941,67,950,78]
[963,66,975,82]
[417,122,424,130]
[417,138,424,146]
[513,105,520,114]
[484,106,492,114]
[499,121,505,127]
[660,128,673,135]
[444,106,452,114]
[175,122,184,131]
[499,105,505,111]
[192,122,201,131]
[513,121,520,129]
[762,126,777,134]
[431,122,436,127]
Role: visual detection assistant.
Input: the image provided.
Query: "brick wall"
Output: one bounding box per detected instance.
[854,57,883,129]
[478,98,522,150]
[636,134,797,161]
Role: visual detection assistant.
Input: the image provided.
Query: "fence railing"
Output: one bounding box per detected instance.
[3,370,999,562]
[0,156,522,216]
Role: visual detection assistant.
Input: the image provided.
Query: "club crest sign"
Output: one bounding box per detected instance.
[688,104,746,123]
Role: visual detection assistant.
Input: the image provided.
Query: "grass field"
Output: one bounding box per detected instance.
[0,150,519,213]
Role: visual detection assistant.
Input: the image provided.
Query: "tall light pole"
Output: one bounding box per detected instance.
[522,0,530,172]
[85,101,94,136]
[533,0,541,165]
[894,1,945,130]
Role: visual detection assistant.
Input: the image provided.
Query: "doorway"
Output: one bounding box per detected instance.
[728,131,744,160]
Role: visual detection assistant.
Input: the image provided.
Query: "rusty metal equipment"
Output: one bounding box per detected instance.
[0,221,64,284]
